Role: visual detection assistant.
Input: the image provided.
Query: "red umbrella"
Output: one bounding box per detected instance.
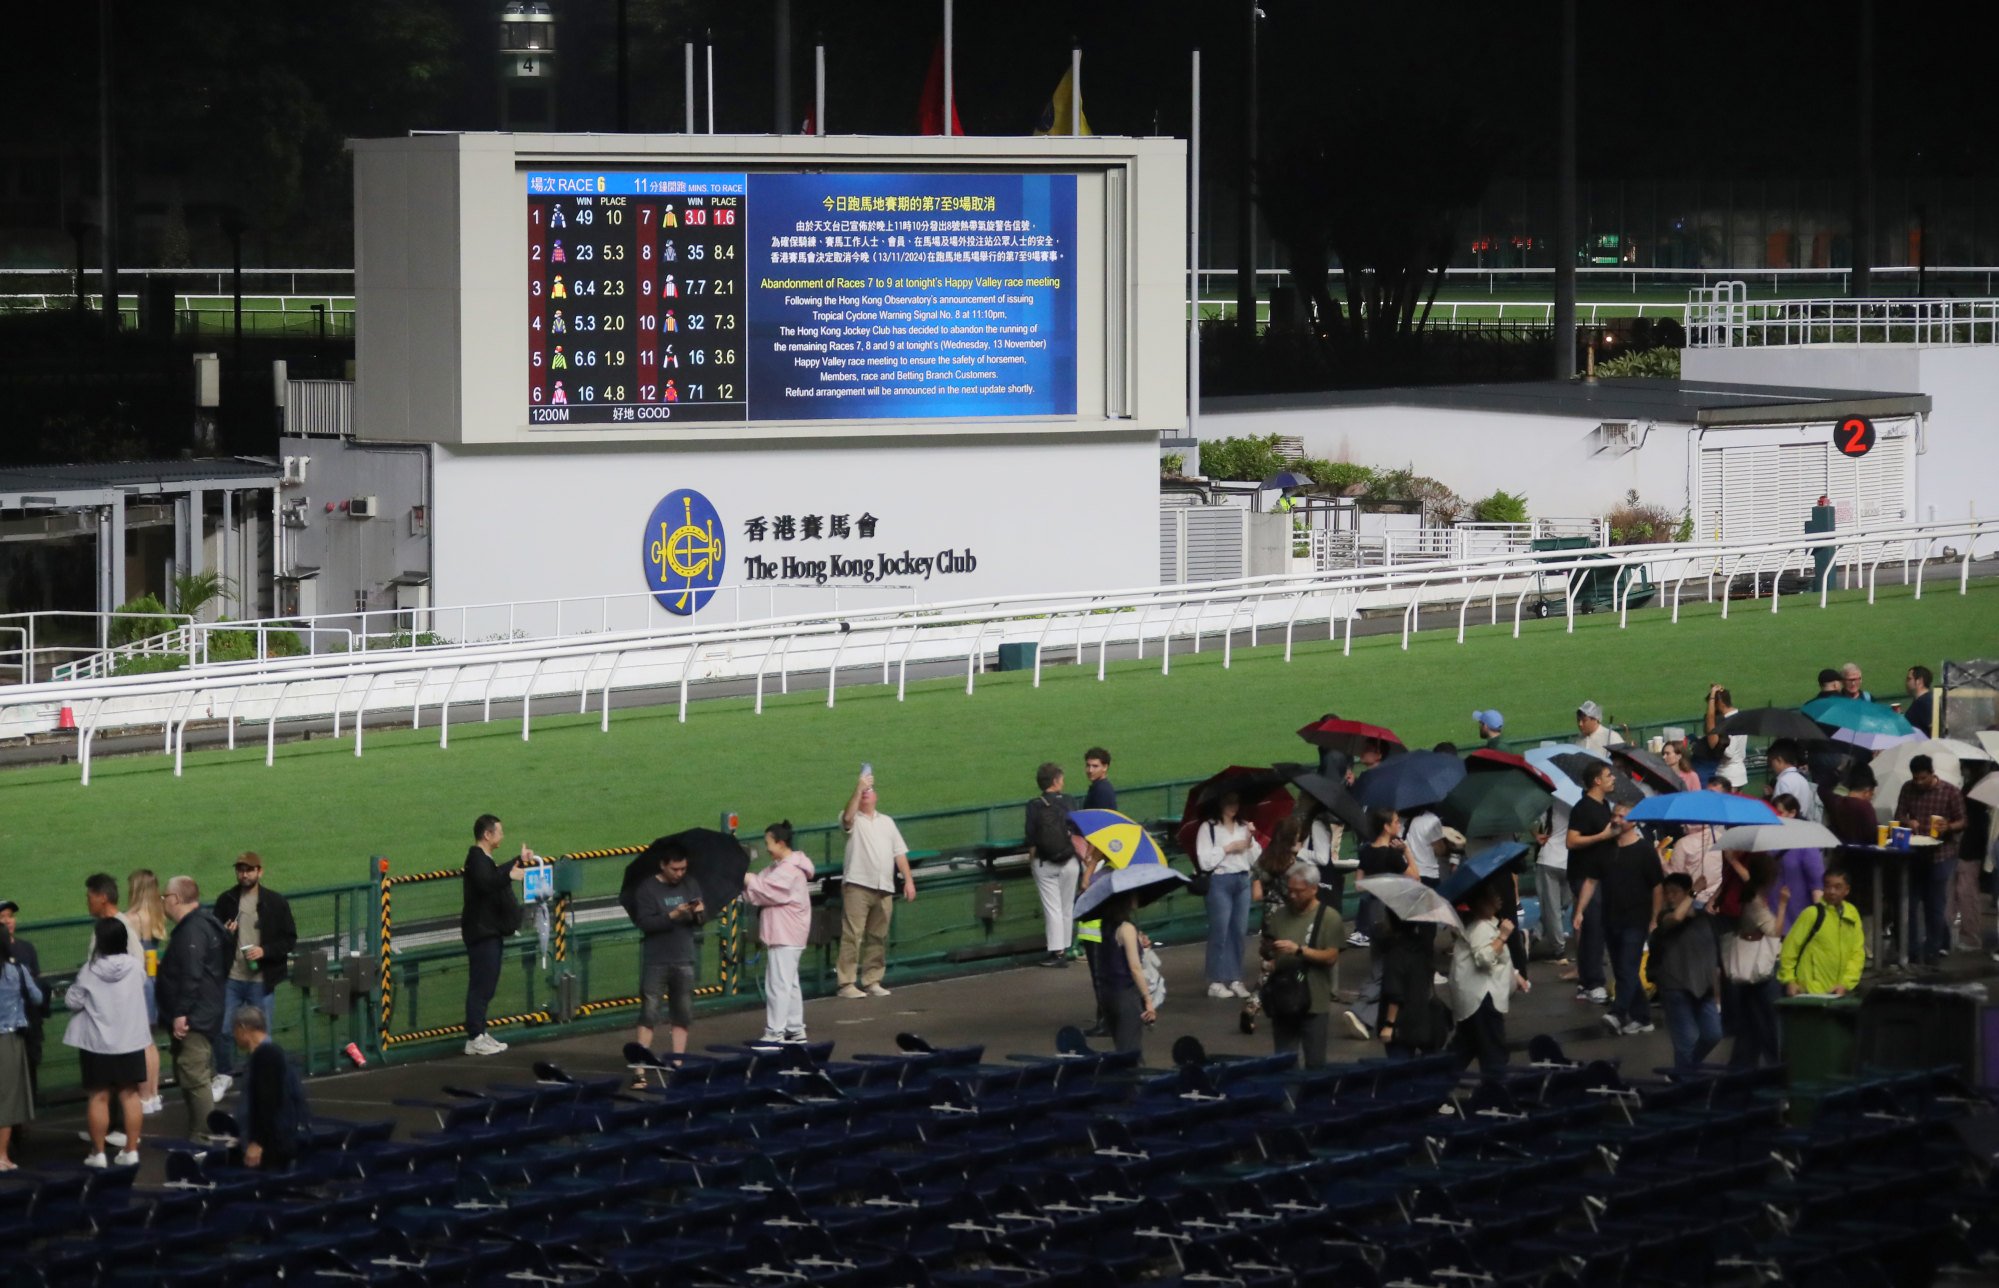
[1176,766,1295,857]
[1295,717,1407,759]
[1463,748,1557,791]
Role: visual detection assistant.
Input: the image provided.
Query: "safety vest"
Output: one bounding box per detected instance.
[1076,917,1102,944]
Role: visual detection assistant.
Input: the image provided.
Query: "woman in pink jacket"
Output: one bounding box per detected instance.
[743,821,815,1043]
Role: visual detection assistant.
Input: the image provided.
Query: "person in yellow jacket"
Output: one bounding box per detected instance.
[1778,867,1864,996]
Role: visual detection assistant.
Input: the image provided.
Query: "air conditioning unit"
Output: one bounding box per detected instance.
[281,498,310,529]
[281,455,311,487]
[1590,420,1641,457]
[349,495,379,519]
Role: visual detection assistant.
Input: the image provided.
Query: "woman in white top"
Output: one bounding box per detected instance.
[1448,883,1516,1075]
[1723,853,1788,1069]
[1196,791,1262,999]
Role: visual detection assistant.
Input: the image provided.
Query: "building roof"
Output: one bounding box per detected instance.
[1203,378,1931,426]
[0,458,280,510]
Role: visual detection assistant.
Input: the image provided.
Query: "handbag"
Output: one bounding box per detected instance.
[1187,822,1215,897]
[1259,904,1328,1020]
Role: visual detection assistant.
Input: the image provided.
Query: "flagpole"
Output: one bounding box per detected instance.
[815,41,826,134]
[1070,46,1081,136]
[1189,48,1202,444]
[942,0,954,135]
[685,42,696,133]
[706,33,716,134]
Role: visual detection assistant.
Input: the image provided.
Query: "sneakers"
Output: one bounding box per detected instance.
[864,983,892,997]
[141,1096,163,1116]
[1341,1010,1371,1041]
[1601,1013,1625,1036]
[1207,982,1233,999]
[209,1074,233,1100]
[113,1150,140,1167]
[1037,953,1068,968]
[83,1152,109,1169]
[1228,981,1252,1000]
[782,1029,808,1044]
[1345,931,1371,949]
[464,1034,508,1056]
[757,1030,786,1044]
[78,1130,128,1148]
[1575,986,1608,1004]
[1621,1021,1655,1035]
[837,985,867,999]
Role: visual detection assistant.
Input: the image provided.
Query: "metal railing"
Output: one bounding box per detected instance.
[0,610,198,684]
[1686,283,1999,348]
[0,515,1989,784]
[1313,518,1607,570]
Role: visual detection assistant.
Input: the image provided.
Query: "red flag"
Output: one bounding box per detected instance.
[916,38,963,135]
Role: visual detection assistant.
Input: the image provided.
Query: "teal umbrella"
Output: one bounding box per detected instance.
[1437,771,1553,839]
[1802,696,1921,751]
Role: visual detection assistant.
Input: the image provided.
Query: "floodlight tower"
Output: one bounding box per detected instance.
[499,1,558,130]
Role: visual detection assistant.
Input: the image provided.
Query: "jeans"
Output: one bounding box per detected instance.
[1726,977,1782,1068]
[465,937,503,1038]
[1659,990,1723,1070]
[1204,872,1252,985]
[1909,854,1954,963]
[1031,859,1079,954]
[1572,876,1606,991]
[1535,864,1571,957]
[1947,859,1984,952]
[763,945,805,1037]
[1606,925,1650,1025]
[216,977,271,1076]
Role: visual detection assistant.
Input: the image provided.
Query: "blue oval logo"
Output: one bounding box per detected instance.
[643,488,725,615]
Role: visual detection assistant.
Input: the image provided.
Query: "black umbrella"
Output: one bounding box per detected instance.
[1545,751,1645,807]
[1717,707,1830,743]
[1352,751,1468,814]
[1437,772,1553,839]
[1286,771,1369,837]
[620,828,750,919]
[1608,744,1688,795]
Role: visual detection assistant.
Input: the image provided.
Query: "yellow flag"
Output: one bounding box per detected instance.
[1033,66,1092,136]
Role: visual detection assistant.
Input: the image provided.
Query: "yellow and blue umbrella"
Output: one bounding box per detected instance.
[1069,809,1185,921]
[1068,809,1166,870]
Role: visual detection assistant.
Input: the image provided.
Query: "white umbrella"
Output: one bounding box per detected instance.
[1870,739,1976,822]
[1968,773,1999,811]
[1979,731,1999,762]
[1356,875,1465,934]
[1713,819,1842,852]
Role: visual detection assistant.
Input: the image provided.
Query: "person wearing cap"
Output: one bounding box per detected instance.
[1575,702,1615,754]
[212,853,297,1091]
[1811,667,1843,702]
[1472,710,1505,750]
[0,901,47,1100]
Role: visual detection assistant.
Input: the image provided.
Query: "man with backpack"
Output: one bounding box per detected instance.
[1025,763,1079,968]
[1779,866,1864,996]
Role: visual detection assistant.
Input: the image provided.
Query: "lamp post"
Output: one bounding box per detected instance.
[498,1,558,130]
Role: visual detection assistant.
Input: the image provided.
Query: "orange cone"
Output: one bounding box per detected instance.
[56,703,76,731]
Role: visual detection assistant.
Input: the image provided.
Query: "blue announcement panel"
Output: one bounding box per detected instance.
[522,170,1076,427]
[744,172,1076,420]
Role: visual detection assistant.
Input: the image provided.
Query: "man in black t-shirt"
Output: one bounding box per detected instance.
[1596,803,1664,1036]
[1565,765,1620,1004]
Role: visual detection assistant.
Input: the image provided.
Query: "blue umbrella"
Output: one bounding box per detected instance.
[1073,864,1187,922]
[1261,470,1314,490]
[1354,751,1468,813]
[1522,747,1586,806]
[1626,792,1780,827]
[1438,841,1530,903]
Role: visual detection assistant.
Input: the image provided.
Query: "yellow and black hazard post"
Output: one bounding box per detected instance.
[373,855,393,1053]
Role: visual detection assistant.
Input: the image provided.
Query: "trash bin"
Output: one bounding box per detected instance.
[996,642,1037,672]
[1854,982,1993,1089]
[1778,993,1862,1123]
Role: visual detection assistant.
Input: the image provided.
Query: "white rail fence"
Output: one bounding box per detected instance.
[1686,284,1999,348]
[0,517,1989,787]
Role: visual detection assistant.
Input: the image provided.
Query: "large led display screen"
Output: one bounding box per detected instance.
[525,170,1077,427]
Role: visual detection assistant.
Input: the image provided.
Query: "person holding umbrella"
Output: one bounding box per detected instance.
[1070,810,1178,1054]
[1722,854,1787,1068]
[1096,891,1155,1054]
[1258,862,1344,1069]
[1766,741,1823,825]
[1448,883,1516,1075]
[1195,792,1261,1000]
[1768,796,1825,933]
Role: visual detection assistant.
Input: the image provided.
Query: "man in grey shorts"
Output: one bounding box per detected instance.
[631,843,704,1061]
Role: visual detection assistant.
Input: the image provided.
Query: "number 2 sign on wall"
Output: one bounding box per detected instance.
[1837,415,1876,457]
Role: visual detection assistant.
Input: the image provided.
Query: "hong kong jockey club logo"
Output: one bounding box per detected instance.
[643,488,725,615]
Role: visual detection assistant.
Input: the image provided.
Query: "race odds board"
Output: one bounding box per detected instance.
[525,171,1077,427]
